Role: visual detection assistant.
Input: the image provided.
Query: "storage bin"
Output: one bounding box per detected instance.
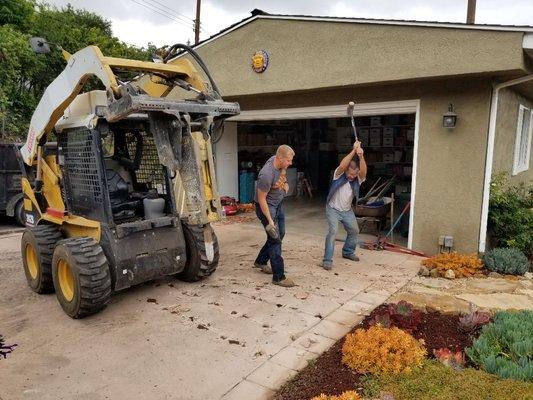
[382,153,394,163]
[370,116,382,126]
[358,128,370,146]
[239,171,255,204]
[369,128,382,146]
[383,137,394,147]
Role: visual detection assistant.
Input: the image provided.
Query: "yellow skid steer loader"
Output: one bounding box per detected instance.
[18,41,239,318]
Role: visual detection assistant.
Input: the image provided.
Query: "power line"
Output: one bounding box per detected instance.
[137,0,196,27]
[142,0,213,35]
[134,0,210,35]
[144,0,195,23]
[128,0,193,30]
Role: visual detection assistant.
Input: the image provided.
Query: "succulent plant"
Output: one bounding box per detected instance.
[458,311,491,333]
[368,312,392,328]
[483,248,531,276]
[368,302,423,333]
[466,310,533,381]
[433,348,465,370]
[342,325,427,375]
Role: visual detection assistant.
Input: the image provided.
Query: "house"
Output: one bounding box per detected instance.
[170,10,533,255]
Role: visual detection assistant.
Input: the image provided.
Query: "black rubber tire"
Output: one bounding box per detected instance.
[52,237,112,319]
[21,225,62,294]
[178,224,219,282]
[14,199,25,226]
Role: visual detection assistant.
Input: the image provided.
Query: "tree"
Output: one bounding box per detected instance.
[0,24,44,139]
[0,0,153,139]
[0,0,35,30]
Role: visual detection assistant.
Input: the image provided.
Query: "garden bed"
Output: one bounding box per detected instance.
[274,305,480,400]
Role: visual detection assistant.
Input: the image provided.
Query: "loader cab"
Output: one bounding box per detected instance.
[101,122,172,224]
[57,118,174,227]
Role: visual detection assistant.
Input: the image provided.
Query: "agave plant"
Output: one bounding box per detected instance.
[433,348,465,370]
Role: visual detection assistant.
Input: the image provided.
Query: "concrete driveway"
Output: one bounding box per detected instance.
[0,220,420,400]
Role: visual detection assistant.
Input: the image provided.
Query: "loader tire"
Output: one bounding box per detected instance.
[179,224,219,282]
[15,199,25,226]
[21,225,62,293]
[52,237,111,319]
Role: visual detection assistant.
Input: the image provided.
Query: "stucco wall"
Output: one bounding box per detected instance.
[226,77,492,255]
[492,87,533,185]
[187,18,525,97]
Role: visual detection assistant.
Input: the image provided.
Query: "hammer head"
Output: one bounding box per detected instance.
[347,101,355,116]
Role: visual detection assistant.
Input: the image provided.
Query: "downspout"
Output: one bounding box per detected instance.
[479,73,533,253]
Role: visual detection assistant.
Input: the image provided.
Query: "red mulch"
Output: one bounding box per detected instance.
[274,305,478,400]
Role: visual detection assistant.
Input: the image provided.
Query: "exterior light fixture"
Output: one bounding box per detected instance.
[443,103,458,128]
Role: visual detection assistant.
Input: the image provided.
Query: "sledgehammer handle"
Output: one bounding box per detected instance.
[347,101,358,141]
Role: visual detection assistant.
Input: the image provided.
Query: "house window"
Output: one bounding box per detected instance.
[513,105,533,175]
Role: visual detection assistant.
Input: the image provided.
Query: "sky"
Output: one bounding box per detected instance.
[43,0,533,48]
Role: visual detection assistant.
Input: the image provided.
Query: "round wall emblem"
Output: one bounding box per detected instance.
[252,50,269,73]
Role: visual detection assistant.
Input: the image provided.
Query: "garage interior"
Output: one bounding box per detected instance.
[235,113,416,246]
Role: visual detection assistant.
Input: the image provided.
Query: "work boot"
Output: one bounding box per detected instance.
[343,254,360,262]
[273,278,296,287]
[254,262,273,274]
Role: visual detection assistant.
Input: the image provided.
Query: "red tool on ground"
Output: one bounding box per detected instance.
[362,201,427,257]
[220,196,238,216]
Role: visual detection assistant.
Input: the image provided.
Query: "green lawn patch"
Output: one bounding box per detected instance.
[361,361,533,400]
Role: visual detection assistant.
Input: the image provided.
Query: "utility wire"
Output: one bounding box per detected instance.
[137,0,196,27]
[143,0,213,36]
[144,0,195,23]
[128,0,194,30]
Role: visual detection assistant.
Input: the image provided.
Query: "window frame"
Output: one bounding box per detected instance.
[512,104,533,175]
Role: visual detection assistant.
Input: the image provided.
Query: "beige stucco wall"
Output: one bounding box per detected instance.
[187,18,525,97]
[226,77,492,255]
[492,87,533,185]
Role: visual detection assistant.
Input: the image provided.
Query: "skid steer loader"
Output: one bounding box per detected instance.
[17,41,239,318]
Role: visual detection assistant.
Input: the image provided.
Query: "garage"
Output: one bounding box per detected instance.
[180,10,533,254]
[216,101,419,248]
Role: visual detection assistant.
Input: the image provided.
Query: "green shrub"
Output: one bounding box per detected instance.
[488,174,533,258]
[483,248,531,275]
[466,310,533,382]
[361,360,533,400]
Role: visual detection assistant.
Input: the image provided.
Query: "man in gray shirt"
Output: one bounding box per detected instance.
[254,145,296,287]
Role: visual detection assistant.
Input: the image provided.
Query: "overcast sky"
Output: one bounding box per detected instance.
[43,0,533,48]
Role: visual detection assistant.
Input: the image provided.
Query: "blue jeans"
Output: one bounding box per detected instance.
[255,203,286,282]
[323,204,359,266]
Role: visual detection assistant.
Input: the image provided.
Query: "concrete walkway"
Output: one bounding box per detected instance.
[0,221,421,400]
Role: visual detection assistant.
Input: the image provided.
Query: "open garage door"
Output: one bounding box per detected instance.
[216,100,420,249]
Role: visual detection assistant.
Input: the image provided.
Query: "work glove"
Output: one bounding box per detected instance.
[265,223,280,240]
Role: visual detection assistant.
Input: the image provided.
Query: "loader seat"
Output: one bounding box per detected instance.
[104,158,142,219]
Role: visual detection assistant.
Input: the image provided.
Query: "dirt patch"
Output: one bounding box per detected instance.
[413,310,474,353]
[217,214,256,225]
[274,305,478,400]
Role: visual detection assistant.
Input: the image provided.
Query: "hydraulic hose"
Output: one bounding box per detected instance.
[163,43,221,99]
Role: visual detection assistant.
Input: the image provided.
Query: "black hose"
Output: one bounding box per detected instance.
[211,119,225,144]
[163,43,221,98]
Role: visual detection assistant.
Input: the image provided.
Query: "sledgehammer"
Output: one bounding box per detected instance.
[347,101,358,142]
